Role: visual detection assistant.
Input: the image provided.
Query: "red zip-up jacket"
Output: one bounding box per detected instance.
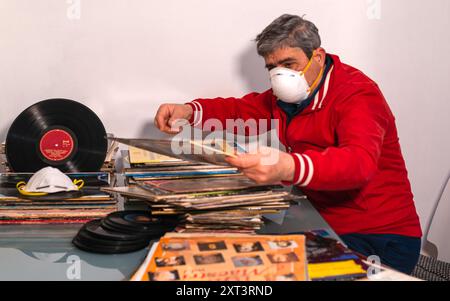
[187,54,422,238]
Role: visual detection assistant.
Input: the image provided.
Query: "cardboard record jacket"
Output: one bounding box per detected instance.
[18,190,82,201]
[5,98,107,172]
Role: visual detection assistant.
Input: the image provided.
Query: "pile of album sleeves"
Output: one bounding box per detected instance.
[0,142,119,225]
[102,147,302,234]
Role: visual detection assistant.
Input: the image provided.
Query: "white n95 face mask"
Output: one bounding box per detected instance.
[16,166,83,196]
[269,52,323,104]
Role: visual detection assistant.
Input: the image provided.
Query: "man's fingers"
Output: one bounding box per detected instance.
[155,105,178,134]
[154,104,194,134]
[225,154,260,169]
[155,106,169,129]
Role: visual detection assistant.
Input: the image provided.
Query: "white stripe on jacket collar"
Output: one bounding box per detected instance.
[317,66,334,110]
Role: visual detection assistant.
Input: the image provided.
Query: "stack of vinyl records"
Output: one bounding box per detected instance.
[121,146,241,206]
[104,148,300,233]
[72,210,178,254]
[0,172,118,224]
[0,98,119,225]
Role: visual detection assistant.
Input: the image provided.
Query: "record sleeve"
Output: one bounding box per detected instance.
[139,176,280,194]
[131,233,307,281]
[111,137,240,166]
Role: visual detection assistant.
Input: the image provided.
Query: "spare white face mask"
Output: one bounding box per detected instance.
[17,166,83,195]
[269,52,323,104]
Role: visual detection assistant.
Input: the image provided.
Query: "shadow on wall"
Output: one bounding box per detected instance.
[138,120,175,140]
[237,43,270,93]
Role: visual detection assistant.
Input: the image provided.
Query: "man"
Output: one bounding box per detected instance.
[154,14,422,274]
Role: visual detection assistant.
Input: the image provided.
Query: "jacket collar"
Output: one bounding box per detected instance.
[298,53,337,115]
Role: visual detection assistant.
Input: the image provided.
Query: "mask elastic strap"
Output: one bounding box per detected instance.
[16,181,48,196]
[307,66,325,93]
[300,51,316,76]
[73,179,84,190]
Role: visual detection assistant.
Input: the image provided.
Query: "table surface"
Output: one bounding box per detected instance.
[0,199,339,281]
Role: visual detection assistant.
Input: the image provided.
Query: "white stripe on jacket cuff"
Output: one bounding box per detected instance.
[300,154,314,187]
[190,101,203,127]
[290,153,314,187]
[293,153,305,186]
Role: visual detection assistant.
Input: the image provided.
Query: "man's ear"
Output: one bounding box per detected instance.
[315,48,326,67]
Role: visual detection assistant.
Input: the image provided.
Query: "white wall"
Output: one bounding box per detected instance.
[1,0,449,247]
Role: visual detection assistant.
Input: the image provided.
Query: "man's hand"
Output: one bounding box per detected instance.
[154,104,193,134]
[225,147,295,185]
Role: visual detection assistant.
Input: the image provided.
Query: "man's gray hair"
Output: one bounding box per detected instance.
[255,14,321,59]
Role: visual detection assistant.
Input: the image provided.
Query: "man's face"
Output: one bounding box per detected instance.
[264,47,325,87]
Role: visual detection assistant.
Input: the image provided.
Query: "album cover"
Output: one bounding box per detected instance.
[128,146,183,165]
[140,176,278,194]
[131,233,307,281]
[111,137,240,166]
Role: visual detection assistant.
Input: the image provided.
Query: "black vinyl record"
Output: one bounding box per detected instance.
[103,210,178,234]
[101,218,173,237]
[72,236,149,254]
[75,229,148,247]
[72,212,178,254]
[5,98,107,172]
[83,219,151,242]
[72,219,151,254]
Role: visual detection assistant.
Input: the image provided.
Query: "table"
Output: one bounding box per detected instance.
[0,199,339,281]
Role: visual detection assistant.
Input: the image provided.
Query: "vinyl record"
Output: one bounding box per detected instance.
[83,219,151,242]
[103,210,178,234]
[72,236,149,254]
[72,219,151,254]
[75,228,150,247]
[6,98,107,172]
[100,218,173,237]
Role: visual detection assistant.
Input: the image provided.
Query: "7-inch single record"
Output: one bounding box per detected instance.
[83,219,151,242]
[108,211,178,228]
[6,99,107,172]
[72,219,153,254]
[102,211,178,235]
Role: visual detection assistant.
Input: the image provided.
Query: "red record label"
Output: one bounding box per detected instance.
[39,129,75,162]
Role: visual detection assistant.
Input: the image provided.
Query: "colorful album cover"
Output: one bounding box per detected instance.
[131,233,307,281]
